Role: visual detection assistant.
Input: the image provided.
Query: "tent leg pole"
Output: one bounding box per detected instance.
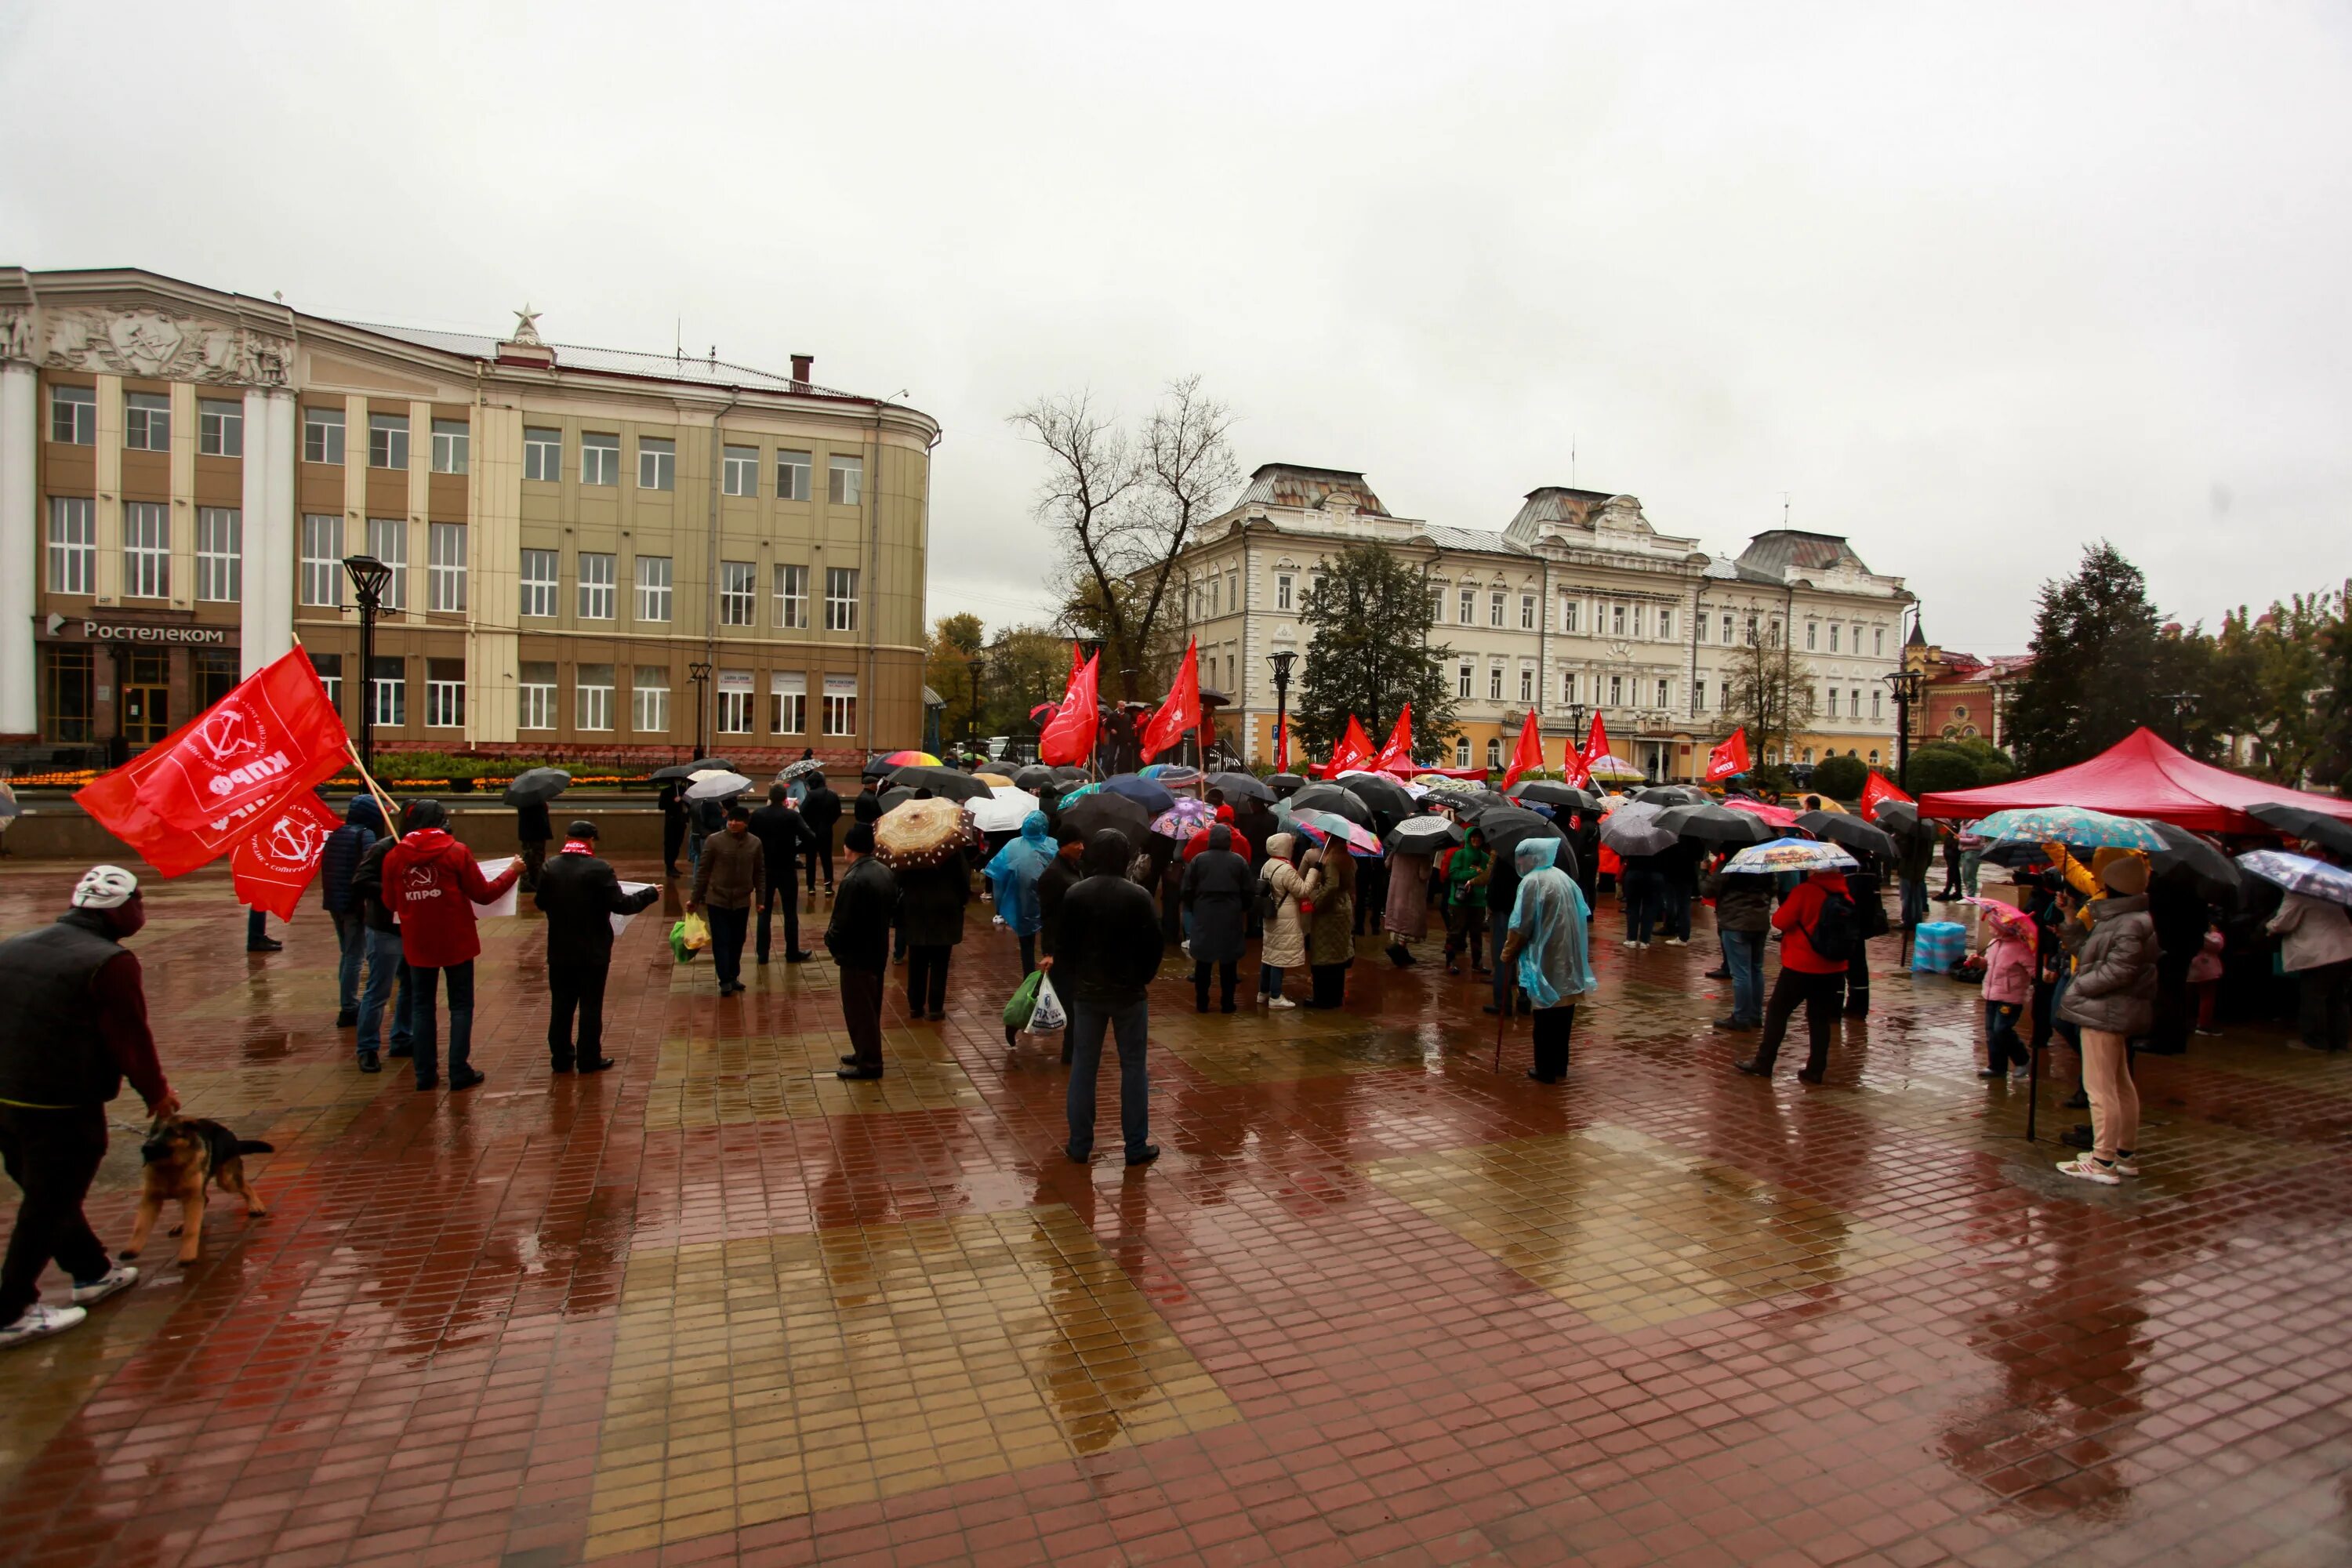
[2024,1039,2040,1143]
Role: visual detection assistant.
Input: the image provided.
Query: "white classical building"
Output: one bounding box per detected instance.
[1165,463,1911,782]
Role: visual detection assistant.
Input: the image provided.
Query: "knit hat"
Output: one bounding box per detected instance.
[2100,855,2149,896]
[72,865,140,909]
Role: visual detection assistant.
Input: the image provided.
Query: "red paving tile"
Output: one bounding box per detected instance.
[2,858,2350,1565]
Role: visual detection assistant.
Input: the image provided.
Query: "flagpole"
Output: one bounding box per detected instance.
[290,630,404,827]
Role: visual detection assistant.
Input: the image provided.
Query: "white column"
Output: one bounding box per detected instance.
[241,387,296,677]
[0,361,35,735]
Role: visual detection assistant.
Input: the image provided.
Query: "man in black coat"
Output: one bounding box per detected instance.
[658,779,688,877]
[516,800,554,892]
[799,774,843,894]
[532,821,659,1074]
[1052,829,1166,1167]
[748,784,818,964]
[895,846,971,1021]
[826,825,898,1080]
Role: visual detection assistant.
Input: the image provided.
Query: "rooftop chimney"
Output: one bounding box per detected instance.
[790,353,813,384]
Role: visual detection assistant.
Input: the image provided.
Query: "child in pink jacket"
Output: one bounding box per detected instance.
[1980,917,2035,1078]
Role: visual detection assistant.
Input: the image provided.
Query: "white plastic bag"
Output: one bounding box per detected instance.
[1025,971,1067,1033]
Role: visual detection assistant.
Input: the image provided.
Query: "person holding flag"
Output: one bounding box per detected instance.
[383,801,521,1093]
[1138,641,1200,761]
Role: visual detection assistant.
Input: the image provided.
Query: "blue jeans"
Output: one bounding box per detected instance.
[332,909,366,1012]
[409,960,476,1083]
[1258,964,1284,998]
[1661,880,1692,941]
[1720,928,1765,1024]
[356,927,412,1056]
[1065,996,1150,1161]
[1985,1000,2026,1069]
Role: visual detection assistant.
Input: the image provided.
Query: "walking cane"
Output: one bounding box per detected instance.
[2024,1035,2041,1143]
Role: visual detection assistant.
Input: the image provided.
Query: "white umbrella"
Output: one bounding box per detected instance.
[684,770,753,800]
[970,784,1040,834]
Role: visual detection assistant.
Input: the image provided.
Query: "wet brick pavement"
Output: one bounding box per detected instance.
[2,858,2349,1567]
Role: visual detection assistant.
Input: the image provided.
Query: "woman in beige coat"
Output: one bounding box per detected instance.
[1257,833,1310,1009]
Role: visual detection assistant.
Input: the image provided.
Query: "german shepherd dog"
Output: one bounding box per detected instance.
[122,1117,273,1264]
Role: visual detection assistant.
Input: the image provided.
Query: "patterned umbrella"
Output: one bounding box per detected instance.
[1385,815,1465,855]
[1726,837,1860,873]
[1976,806,2165,851]
[2235,850,2352,908]
[874,797,982,869]
[1149,797,1216,838]
[1138,764,1203,787]
[1285,806,1385,856]
[779,757,825,782]
[1963,895,2037,939]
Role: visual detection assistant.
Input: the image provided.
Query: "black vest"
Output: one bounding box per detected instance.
[0,914,129,1106]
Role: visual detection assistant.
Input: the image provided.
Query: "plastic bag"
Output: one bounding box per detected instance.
[681,911,711,953]
[669,920,692,964]
[1026,972,1067,1033]
[1002,969,1044,1031]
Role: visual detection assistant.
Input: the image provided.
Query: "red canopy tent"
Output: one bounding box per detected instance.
[1918,727,2352,835]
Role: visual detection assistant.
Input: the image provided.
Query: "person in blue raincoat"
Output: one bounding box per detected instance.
[984,811,1055,975]
[1497,837,1596,1083]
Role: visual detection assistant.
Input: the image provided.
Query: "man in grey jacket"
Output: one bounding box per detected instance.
[2053,856,2158,1185]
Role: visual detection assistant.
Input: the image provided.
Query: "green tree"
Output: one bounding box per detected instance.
[2007,541,2217,771]
[978,626,1076,739]
[2316,587,2352,789]
[1295,543,1459,758]
[1905,741,1984,794]
[1952,735,2016,785]
[1808,753,1867,800]
[924,613,987,745]
[2207,587,2342,783]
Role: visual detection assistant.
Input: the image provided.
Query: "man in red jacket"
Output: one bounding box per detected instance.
[1735,869,1854,1084]
[381,800,521,1093]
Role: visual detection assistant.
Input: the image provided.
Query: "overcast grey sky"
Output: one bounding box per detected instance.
[5,2,2347,655]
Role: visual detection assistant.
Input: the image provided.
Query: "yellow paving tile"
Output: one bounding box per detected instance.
[641,1024,986,1127]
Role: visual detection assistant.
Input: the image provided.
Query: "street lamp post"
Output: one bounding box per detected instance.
[342,555,393,774]
[688,662,713,757]
[1563,701,1588,779]
[1882,669,1923,791]
[967,654,987,754]
[1267,649,1298,771]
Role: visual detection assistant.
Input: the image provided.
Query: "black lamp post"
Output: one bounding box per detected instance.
[1266,649,1298,771]
[342,554,392,772]
[1883,668,1924,790]
[967,654,986,751]
[1562,700,1588,779]
[688,661,713,757]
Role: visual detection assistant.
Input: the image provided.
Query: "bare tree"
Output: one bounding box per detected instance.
[1011,377,1237,699]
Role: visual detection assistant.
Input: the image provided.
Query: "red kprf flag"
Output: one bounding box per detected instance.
[1581,712,1611,768]
[1038,650,1102,767]
[1370,706,1415,774]
[1274,717,1291,773]
[1706,727,1751,782]
[76,747,288,877]
[1140,641,1201,760]
[1322,714,1375,776]
[129,648,350,833]
[230,789,342,920]
[1503,710,1545,789]
[1860,769,1914,820]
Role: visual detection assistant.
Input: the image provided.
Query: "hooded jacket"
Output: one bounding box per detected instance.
[2269,891,2352,974]
[1258,834,1312,969]
[1771,871,1853,975]
[382,827,521,967]
[1181,826,1253,964]
[320,795,384,914]
[984,813,1056,937]
[2057,892,2159,1035]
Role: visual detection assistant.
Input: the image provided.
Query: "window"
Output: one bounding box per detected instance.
[633,666,670,733]
[431,419,470,475]
[49,385,96,445]
[581,432,619,485]
[1655,679,1670,708]
[1657,610,1673,641]
[717,671,753,734]
[1519,666,1534,702]
[774,564,808,629]
[521,549,557,617]
[1209,576,1220,617]
[825,567,858,631]
[1802,747,1816,765]
[1458,587,1475,625]
[770,672,806,735]
[1850,689,1863,719]
[46,497,96,593]
[43,647,93,741]
[1560,596,1580,633]
[524,427,561,481]
[199,399,243,457]
[1693,679,1707,713]
[519,662,557,730]
[303,406,345,464]
[721,444,758,496]
[1722,614,1734,645]
[1456,738,1472,768]
[1610,604,1626,636]
[1488,664,1504,700]
[775,449,811,501]
[1827,686,1838,718]
[1486,738,1504,770]
[1871,689,1882,720]
[1608,674,1624,706]
[123,392,171,452]
[575,664,614,731]
[427,522,466,612]
[1874,627,1886,656]
[1768,619,1782,648]
[123,503,169,598]
[1696,612,1708,644]
[1521,593,1537,630]
[1277,573,1294,612]
[1428,584,1443,623]
[1457,661,1474,699]
[369,656,405,727]
[822,674,857,735]
[827,456,862,506]
[299,514,343,606]
[719,560,755,626]
[1806,622,1819,651]
[634,555,672,622]
[578,553,615,619]
[425,659,466,728]
[1828,623,1841,653]
[1228,569,1240,614]
[1562,669,1577,706]
[310,652,342,713]
[1489,591,1505,628]
[368,412,408,470]
[1745,615,1759,646]
[1868,750,1882,767]
[197,508,240,602]
[637,436,674,491]
[367,517,408,610]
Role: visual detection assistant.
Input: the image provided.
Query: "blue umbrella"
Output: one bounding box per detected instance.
[2236,850,2352,908]
[1975,806,2165,851]
[1098,774,1176,813]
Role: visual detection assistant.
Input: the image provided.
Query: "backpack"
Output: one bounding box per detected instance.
[1807,891,1860,964]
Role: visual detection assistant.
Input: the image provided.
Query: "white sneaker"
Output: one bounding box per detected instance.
[1269,996,1297,1010]
[1665,938,1686,947]
[1622,939,1639,948]
[0,1303,87,1349]
[71,1265,137,1306]
[2111,1154,2141,1178]
[2056,1157,2120,1186]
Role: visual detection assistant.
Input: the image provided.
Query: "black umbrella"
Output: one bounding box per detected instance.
[2248,802,2352,858]
[1795,810,1899,862]
[1872,800,1927,842]
[1013,764,1059,791]
[1512,780,1600,812]
[1635,784,1708,807]
[1336,772,1417,828]
[1445,789,1512,819]
[1661,801,1777,845]
[1207,770,1275,803]
[1266,773,1308,799]
[1059,790,1152,841]
[887,764,991,803]
[1385,815,1465,855]
[501,766,571,807]
[2148,820,2241,901]
[1288,783,1374,826]
[879,786,916,813]
[651,758,736,782]
[1474,805,1565,858]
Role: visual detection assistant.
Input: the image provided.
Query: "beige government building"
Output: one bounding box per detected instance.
[0,267,939,767]
[1167,464,1912,783]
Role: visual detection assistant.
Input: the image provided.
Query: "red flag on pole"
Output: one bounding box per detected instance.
[1706,727,1751,783]
[1317,715,1375,778]
[120,648,350,833]
[230,789,342,919]
[1859,769,1914,821]
[1273,717,1291,773]
[1037,651,1101,767]
[1369,706,1414,774]
[1581,712,1611,768]
[1140,641,1201,760]
[1503,710,1544,789]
